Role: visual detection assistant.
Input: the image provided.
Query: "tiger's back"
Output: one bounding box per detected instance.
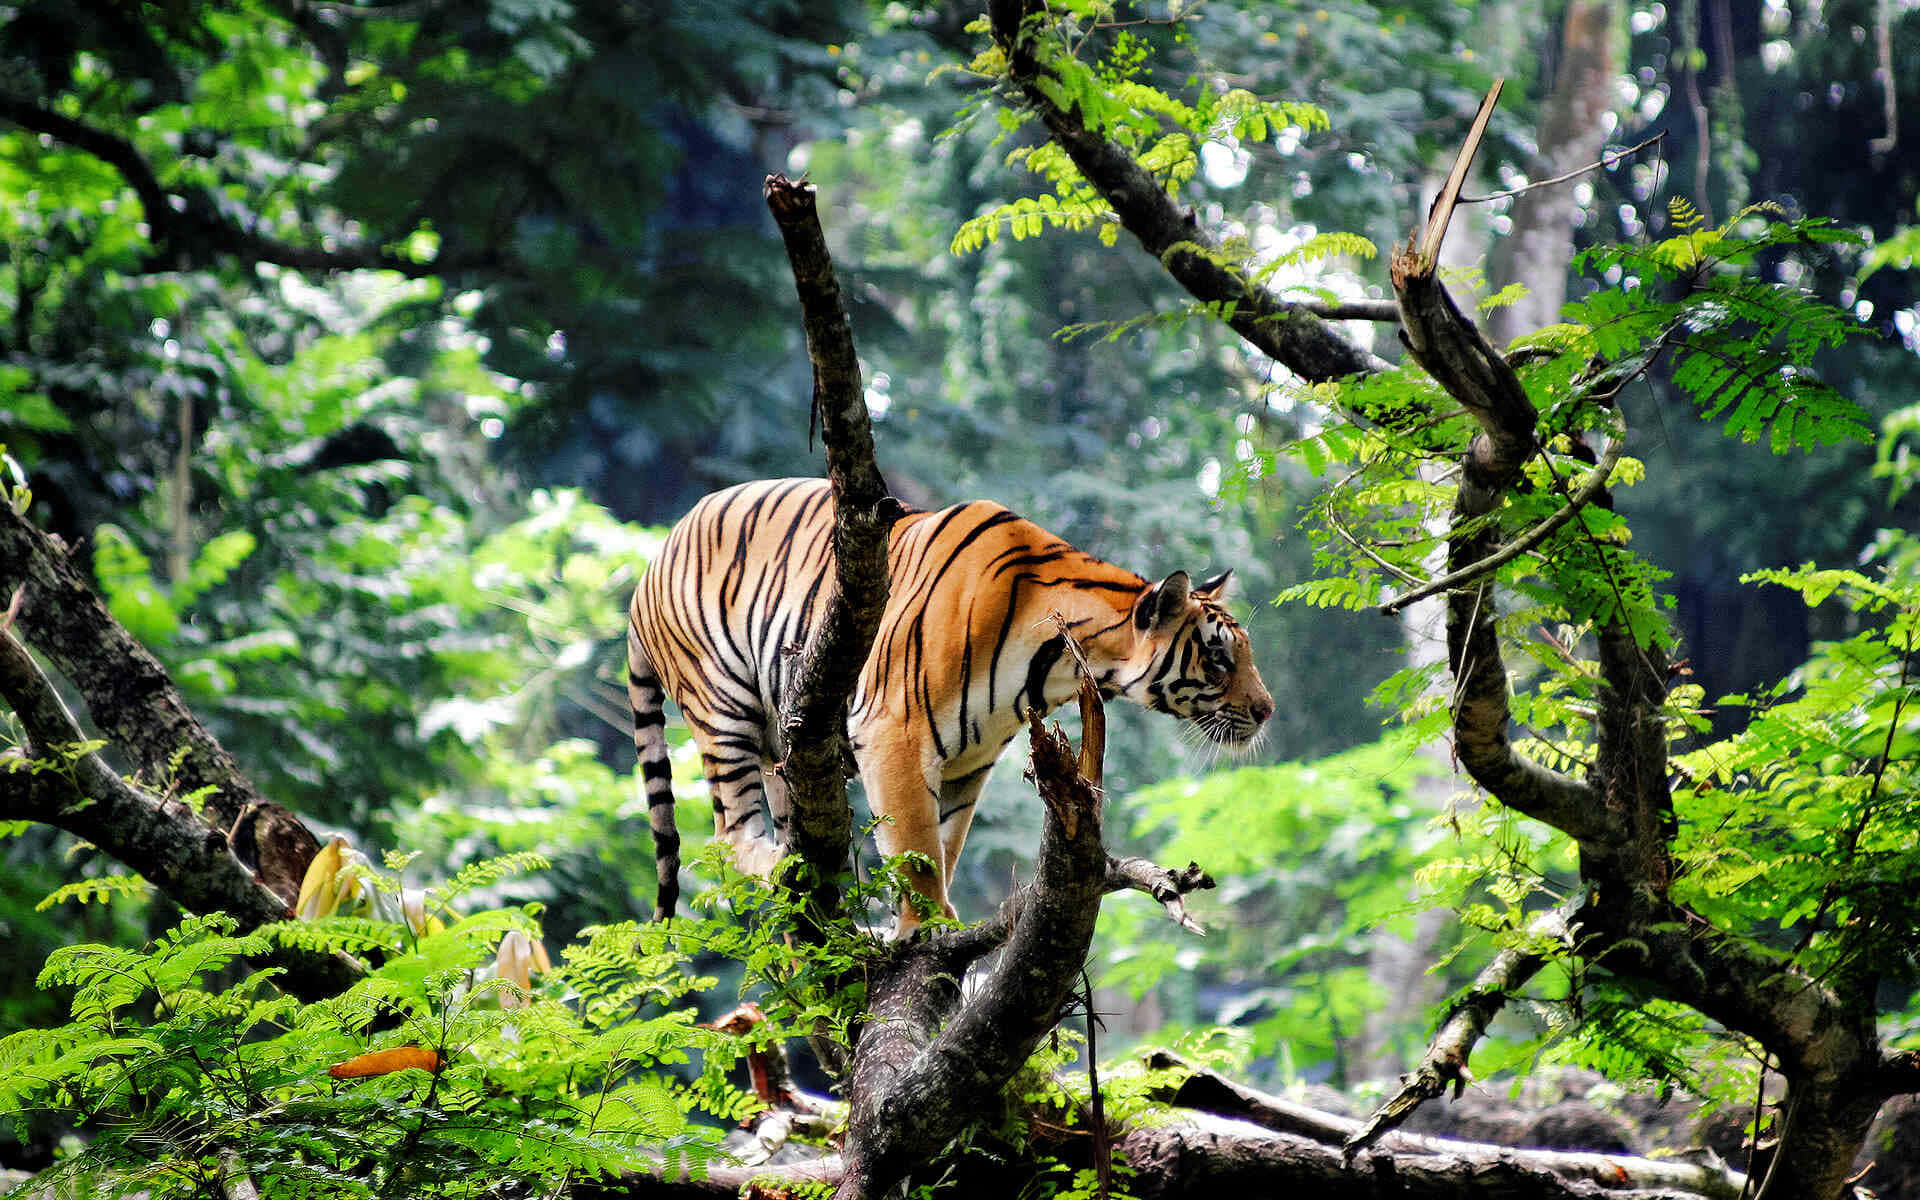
[629,477,1271,926]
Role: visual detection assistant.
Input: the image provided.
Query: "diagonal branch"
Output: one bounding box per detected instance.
[0,501,321,906]
[1379,408,1628,615]
[986,0,1386,384]
[0,97,499,279]
[1345,898,1579,1158]
[0,625,356,999]
[1136,1063,1746,1198]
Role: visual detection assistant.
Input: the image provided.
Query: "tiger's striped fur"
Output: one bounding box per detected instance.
[627,477,1272,928]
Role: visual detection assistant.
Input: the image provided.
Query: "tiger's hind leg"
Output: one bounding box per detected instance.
[859,731,953,935]
[690,717,785,880]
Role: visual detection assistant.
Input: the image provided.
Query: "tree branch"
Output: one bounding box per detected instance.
[1379,409,1627,615]
[0,96,498,279]
[837,704,1110,1199]
[986,0,1386,384]
[1117,1109,1743,1199]
[1387,245,1604,842]
[1346,900,1578,1157]
[762,174,903,929]
[0,625,356,999]
[0,502,320,905]
[1103,855,1214,934]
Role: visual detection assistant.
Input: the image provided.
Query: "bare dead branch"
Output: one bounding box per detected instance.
[1118,1109,1743,1199]
[1459,133,1667,206]
[1419,81,1504,266]
[762,174,904,926]
[1104,856,1213,934]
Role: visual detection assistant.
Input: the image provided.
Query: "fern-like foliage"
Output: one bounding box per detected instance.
[34,873,152,911]
[1567,205,1871,453]
[948,7,1347,344]
[1,850,862,1198]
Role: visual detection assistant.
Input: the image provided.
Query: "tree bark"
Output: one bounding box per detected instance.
[0,501,321,908]
[1389,210,1892,1199]
[763,173,902,930]
[836,707,1111,1199]
[0,627,357,1000]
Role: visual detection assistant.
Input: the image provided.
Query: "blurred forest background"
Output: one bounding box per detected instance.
[3,0,1918,1124]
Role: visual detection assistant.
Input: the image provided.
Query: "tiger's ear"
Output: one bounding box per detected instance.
[1133,571,1192,634]
[1195,569,1235,600]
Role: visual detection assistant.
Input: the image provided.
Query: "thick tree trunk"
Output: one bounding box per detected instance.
[1487,1,1624,349]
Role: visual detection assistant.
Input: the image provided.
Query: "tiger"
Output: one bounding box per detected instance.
[627,477,1273,930]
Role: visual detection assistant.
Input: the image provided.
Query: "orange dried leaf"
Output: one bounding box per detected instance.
[327,1046,442,1079]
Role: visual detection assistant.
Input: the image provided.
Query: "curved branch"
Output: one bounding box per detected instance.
[1387,243,1604,840]
[0,97,178,247]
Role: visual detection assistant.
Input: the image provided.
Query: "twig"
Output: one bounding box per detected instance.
[1083,968,1111,1200]
[1102,857,1213,934]
[1295,298,1403,322]
[1458,133,1666,206]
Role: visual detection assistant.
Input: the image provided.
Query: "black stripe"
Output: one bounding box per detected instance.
[1018,634,1066,717]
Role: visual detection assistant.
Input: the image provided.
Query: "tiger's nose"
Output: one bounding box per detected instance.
[1251,696,1274,724]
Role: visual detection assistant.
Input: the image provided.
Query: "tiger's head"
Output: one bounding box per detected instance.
[1112,569,1273,749]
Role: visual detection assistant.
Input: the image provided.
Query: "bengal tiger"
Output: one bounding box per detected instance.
[627,477,1273,930]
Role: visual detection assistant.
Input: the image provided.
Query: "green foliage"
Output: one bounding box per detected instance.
[951,7,1339,324]
[1281,212,1871,669]
[1665,545,1920,983]
[0,848,885,1198]
[1568,206,1871,453]
[34,874,152,912]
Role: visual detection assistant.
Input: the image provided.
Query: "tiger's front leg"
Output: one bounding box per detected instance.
[856,731,951,936]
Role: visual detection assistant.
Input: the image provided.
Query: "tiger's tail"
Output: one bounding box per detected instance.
[627,630,680,921]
